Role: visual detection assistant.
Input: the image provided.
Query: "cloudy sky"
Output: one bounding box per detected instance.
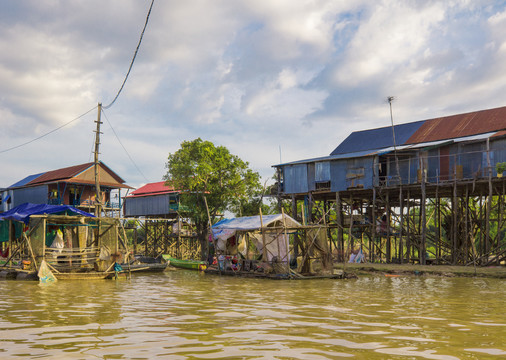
[1,0,506,190]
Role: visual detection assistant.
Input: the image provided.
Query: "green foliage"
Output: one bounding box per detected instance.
[164,138,263,226]
[496,162,506,174]
[123,220,144,245]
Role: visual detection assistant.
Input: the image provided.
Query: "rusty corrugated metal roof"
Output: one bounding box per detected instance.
[405,105,506,144]
[27,163,94,185]
[21,162,130,188]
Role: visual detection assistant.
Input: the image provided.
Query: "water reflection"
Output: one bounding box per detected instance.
[0,272,504,359]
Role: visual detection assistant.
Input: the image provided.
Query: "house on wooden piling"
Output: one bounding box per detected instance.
[274,105,506,266]
[0,162,131,215]
[123,181,181,218]
[123,181,199,260]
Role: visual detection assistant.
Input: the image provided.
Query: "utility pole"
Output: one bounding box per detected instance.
[94,103,103,217]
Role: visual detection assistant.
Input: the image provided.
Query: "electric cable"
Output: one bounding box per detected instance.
[101,108,149,182]
[0,105,97,154]
[103,0,155,110]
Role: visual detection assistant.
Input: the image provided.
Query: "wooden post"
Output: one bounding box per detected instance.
[436,195,441,262]
[420,163,427,265]
[371,187,376,262]
[281,208,290,272]
[386,192,391,262]
[406,190,411,262]
[291,195,299,260]
[399,187,404,264]
[259,208,267,262]
[486,138,492,258]
[479,193,483,258]
[94,103,103,217]
[336,192,343,262]
[435,184,440,262]
[452,181,458,264]
[8,220,12,267]
[465,185,469,263]
[348,195,354,254]
[485,138,493,262]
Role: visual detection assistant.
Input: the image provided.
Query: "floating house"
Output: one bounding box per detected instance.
[0,203,128,280]
[274,105,506,266]
[0,162,131,214]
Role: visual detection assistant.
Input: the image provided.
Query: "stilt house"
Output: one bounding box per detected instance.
[274,105,506,266]
[1,162,131,214]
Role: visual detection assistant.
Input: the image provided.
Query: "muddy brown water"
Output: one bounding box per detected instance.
[0,271,504,359]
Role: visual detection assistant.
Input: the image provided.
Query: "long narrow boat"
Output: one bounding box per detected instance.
[162,255,206,270]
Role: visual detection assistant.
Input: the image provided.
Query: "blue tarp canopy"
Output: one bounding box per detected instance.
[213,214,300,231]
[0,203,95,224]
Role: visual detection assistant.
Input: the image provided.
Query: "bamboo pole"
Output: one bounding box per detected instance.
[281,208,290,273]
[399,187,404,264]
[259,207,267,262]
[421,162,427,265]
[336,192,343,262]
[203,195,220,274]
[23,233,38,272]
[386,193,391,262]
[486,138,492,257]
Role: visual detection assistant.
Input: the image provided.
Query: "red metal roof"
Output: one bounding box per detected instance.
[406,106,506,144]
[128,181,177,197]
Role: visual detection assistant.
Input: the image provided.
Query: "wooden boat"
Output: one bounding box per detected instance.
[162,255,206,270]
[127,256,169,273]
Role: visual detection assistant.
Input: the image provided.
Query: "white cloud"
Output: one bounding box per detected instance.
[335,1,446,85]
[2,0,506,190]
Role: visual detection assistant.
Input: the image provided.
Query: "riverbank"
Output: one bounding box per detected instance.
[337,262,506,278]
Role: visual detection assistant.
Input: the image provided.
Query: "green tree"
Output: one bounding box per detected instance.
[164,138,263,258]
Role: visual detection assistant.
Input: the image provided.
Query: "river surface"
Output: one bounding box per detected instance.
[0,270,504,359]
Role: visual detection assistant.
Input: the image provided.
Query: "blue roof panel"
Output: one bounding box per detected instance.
[8,173,45,189]
[330,120,426,155]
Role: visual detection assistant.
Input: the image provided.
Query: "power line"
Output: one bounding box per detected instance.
[103,0,155,110]
[101,108,149,183]
[0,106,97,154]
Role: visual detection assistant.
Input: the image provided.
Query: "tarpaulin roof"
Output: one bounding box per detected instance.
[213,214,300,231]
[0,203,95,224]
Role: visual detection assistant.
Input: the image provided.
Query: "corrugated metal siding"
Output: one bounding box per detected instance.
[315,162,330,181]
[283,164,308,194]
[491,138,506,175]
[427,149,439,183]
[345,157,374,190]
[307,163,315,191]
[124,194,171,216]
[460,142,484,178]
[330,160,347,192]
[12,185,48,207]
[394,155,417,184]
[406,106,506,144]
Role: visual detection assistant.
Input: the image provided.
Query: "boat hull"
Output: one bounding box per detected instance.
[162,255,206,270]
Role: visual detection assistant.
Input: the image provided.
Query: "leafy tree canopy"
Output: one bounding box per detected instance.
[164,138,263,225]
